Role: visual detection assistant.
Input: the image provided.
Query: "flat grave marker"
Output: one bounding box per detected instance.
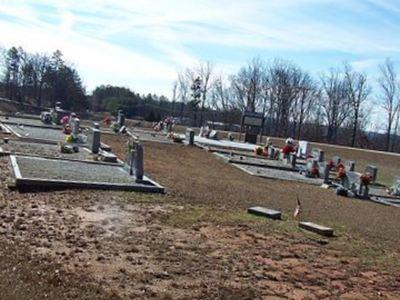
[299,222,334,237]
[247,206,282,220]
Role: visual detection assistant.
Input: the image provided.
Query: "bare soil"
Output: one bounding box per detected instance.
[0,132,399,299]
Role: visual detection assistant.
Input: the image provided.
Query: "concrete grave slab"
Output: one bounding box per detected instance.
[299,222,334,237]
[3,123,71,143]
[233,163,323,186]
[248,206,282,220]
[228,155,300,172]
[10,155,164,193]
[129,128,174,144]
[0,139,94,161]
[0,116,61,128]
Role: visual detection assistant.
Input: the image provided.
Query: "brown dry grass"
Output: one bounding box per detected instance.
[105,134,400,254]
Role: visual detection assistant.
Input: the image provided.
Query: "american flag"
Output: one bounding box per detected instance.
[294,195,302,218]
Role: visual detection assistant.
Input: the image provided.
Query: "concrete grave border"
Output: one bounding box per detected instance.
[9,155,164,193]
[0,139,124,166]
[231,163,324,186]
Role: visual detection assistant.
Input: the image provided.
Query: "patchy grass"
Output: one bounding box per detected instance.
[162,203,400,274]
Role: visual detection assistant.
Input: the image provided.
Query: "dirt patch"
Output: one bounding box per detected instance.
[0,132,399,299]
[105,135,400,252]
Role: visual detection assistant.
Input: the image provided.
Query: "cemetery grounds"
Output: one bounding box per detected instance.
[0,128,400,299]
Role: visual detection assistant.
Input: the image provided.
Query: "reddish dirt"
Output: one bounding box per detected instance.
[0,132,399,299]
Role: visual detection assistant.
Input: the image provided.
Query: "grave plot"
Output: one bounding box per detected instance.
[0,116,58,128]
[234,163,323,185]
[10,155,164,193]
[3,123,69,142]
[129,128,183,144]
[195,136,255,151]
[0,139,93,161]
[215,152,305,171]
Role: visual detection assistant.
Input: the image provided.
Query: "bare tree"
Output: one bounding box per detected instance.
[265,59,311,137]
[343,63,371,147]
[378,58,399,151]
[230,57,266,113]
[177,71,191,119]
[210,76,234,127]
[171,80,178,114]
[320,69,351,143]
[197,61,213,126]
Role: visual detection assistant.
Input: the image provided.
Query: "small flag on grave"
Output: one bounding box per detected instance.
[294,195,302,219]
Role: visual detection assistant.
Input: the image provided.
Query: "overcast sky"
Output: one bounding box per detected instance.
[0,0,399,114]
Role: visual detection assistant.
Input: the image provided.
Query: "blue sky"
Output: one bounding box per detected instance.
[0,0,399,105]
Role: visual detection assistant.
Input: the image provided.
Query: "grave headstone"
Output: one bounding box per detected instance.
[346,171,359,192]
[312,148,324,162]
[117,110,125,128]
[91,128,101,154]
[71,118,80,140]
[297,141,310,158]
[289,153,297,168]
[332,156,341,166]
[134,144,144,182]
[389,176,400,196]
[345,160,355,172]
[209,130,218,140]
[268,147,275,159]
[321,162,330,184]
[186,128,195,146]
[365,165,378,182]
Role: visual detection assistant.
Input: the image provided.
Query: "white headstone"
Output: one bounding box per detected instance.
[297,141,310,158]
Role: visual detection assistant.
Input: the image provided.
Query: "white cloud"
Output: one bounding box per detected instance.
[0,0,400,99]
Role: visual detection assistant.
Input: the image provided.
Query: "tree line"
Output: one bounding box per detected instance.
[174,58,400,151]
[0,46,87,111]
[1,46,399,152]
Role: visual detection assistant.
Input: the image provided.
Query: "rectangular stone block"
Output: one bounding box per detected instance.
[312,148,324,162]
[365,165,378,182]
[297,140,310,158]
[332,156,341,166]
[299,222,334,237]
[100,151,118,163]
[346,160,355,172]
[91,128,101,154]
[186,128,195,146]
[247,206,282,220]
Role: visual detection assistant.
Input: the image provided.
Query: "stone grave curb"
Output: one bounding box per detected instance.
[232,163,324,186]
[10,155,165,193]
